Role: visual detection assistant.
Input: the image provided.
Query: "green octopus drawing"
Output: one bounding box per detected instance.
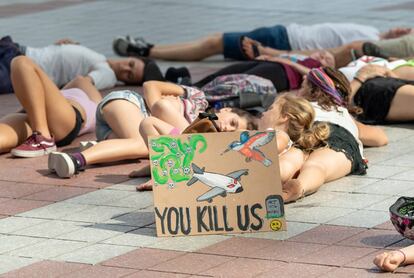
[150,134,207,187]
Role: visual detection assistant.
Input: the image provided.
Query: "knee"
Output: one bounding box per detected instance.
[11,56,33,72]
[139,117,157,134]
[203,33,223,52]
[151,99,171,116]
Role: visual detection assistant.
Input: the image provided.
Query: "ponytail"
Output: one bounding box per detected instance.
[296,122,330,152]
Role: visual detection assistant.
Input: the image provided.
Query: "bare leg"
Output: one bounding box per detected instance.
[10,56,77,141]
[386,85,414,121]
[82,138,148,164]
[149,33,223,61]
[374,244,414,272]
[132,116,176,191]
[151,99,190,130]
[0,113,31,153]
[283,148,351,202]
[63,76,102,103]
[82,99,148,164]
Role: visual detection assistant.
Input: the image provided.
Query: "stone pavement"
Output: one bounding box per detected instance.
[1,0,414,277]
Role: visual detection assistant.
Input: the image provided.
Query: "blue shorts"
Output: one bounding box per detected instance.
[0,36,23,94]
[95,90,149,141]
[222,25,291,60]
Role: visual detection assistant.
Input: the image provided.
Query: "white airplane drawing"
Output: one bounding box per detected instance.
[187,163,248,203]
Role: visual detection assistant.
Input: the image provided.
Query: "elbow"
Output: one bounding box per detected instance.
[370,135,389,147]
[378,135,389,147]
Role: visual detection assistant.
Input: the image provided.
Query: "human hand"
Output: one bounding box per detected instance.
[373,251,405,272]
[54,38,80,45]
[355,64,390,82]
[384,27,412,39]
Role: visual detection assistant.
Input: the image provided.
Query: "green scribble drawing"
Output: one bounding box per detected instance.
[150,135,207,186]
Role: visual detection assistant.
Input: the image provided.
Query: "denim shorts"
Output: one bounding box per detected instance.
[95,90,149,141]
[222,25,291,60]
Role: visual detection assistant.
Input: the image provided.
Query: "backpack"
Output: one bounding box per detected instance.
[201,74,277,112]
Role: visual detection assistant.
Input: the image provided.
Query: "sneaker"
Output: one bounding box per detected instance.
[11,132,56,158]
[48,152,83,178]
[112,35,153,57]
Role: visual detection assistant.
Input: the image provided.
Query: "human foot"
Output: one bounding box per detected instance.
[48,152,85,178]
[241,37,264,59]
[11,132,56,158]
[129,164,151,178]
[282,179,305,203]
[373,250,406,272]
[136,179,153,191]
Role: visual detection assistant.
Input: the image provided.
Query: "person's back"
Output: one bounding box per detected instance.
[26,44,117,90]
[287,23,380,50]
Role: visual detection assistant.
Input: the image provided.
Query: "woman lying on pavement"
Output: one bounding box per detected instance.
[0,56,101,157]
[348,64,414,125]
[48,81,259,178]
[282,67,388,203]
[132,93,329,192]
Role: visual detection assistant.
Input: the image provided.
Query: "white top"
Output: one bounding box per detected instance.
[287,23,380,50]
[311,102,364,158]
[26,44,117,90]
[339,56,407,81]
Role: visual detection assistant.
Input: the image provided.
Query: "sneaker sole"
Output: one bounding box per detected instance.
[112,37,129,56]
[48,152,75,178]
[11,146,57,158]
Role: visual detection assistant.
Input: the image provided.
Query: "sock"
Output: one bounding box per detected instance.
[71,152,87,168]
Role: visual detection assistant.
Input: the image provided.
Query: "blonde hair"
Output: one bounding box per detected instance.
[276,94,330,151]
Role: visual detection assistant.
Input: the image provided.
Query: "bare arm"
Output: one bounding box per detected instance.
[54,38,80,45]
[63,75,102,103]
[142,81,185,111]
[276,130,291,154]
[354,119,388,147]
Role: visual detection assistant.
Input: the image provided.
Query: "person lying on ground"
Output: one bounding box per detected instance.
[47,81,258,178]
[112,23,412,62]
[282,67,388,202]
[133,93,326,191]
[241,31,414,68]
[0,36,165,94]
[0,56,101,157]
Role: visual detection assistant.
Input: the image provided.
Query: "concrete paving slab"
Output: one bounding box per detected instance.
[55,243,136,265]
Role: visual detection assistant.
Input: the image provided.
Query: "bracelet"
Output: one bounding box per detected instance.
[353,76,365,84]
[396,250,406,265]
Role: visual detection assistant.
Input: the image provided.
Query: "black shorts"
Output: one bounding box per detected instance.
[56,106,83,147]
[354,77,414,124]
[324,123,367,175]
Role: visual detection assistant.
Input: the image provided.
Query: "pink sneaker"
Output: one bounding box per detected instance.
[11,132,57,158]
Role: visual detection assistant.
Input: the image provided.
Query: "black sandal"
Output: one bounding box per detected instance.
[239,36,260,60]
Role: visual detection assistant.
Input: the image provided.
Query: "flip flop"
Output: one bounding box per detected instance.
[239,36,260,60]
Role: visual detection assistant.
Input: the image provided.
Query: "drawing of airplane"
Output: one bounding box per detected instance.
[221,131,275,166]
[187,163,248,203]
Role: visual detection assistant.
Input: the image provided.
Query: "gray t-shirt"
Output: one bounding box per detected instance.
[26,44,117,90]
[287,23,380,50]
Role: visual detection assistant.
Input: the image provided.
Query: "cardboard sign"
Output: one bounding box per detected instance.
[149,131,285,237]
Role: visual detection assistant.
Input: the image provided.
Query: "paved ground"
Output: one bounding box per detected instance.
[2,0,414,277]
